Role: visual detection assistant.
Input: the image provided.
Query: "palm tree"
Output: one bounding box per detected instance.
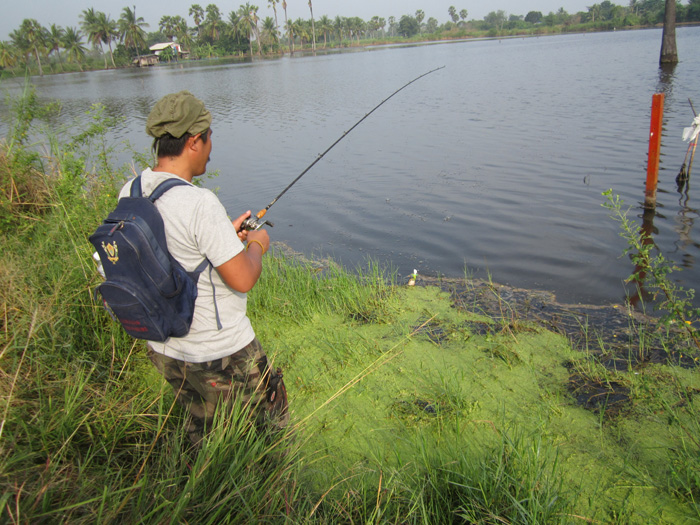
[160,15,176,41]
[629,0,639,16]
[367,17,379,38]
[202,42,215,58]
[267,0,280,34]
[80,8,97,37]
[14,19,46,76]
[377,17,387,36]
[292,18,309,48]
[174,18,193,51]
[448,6,459,23]
[415,10,425,34]
[317,15,332,47]
[238,3,262,57]
[9,30,29,69]
[334,15,345,42]
[228,11,245,49]
[81,9,118,68]
[80,8,101,64]
[347,17,365,44]
[0,42,18,69]
[119,6,149,63]
[284,18,295,53]
[168,16,189,57]
[281,0,292,54]
[189,4,204,38]
[308,0,316,52]
[46,24,65,70]
[97,12,119,68]
[62,27,87,71]
[203,4,224,42]
[261,16,278,52]
[588,4,601,23]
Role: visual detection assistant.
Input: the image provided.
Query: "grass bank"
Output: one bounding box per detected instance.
[2,90,700,523]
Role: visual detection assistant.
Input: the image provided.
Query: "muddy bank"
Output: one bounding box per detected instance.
[421,275,697,369]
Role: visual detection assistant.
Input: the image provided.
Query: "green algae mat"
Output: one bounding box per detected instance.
[260,284,700,523]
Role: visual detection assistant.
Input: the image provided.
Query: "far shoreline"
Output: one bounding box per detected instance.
[5,22,700,80]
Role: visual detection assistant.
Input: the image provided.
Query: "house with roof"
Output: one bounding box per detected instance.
[149,42,189,60]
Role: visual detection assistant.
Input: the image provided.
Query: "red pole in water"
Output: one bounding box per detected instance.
[645,93,665,208]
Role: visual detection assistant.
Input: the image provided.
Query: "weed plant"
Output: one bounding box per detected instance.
[3,87,700,523]
[603,189,700,351]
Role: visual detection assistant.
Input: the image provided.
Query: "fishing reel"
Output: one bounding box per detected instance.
[240,216,274,231]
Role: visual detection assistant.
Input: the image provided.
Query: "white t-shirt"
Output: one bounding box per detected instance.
[119,168,255,362]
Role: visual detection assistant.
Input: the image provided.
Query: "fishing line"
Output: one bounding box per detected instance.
[242,65,446,230]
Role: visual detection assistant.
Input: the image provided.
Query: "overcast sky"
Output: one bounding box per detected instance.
[3,0,594,42]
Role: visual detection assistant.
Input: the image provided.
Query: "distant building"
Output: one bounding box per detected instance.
[133,43,189,67]
[149,42,189,59]
[133,55,159,67]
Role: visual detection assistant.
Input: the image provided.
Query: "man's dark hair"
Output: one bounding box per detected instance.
[153,129,209,158]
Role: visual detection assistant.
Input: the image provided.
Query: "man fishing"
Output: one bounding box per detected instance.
[118,91,288,445]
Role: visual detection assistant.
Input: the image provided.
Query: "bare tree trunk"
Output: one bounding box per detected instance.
[660,0,678,64]
[282,1,292,55]
[34,48,43,76]
[255,26,263,56]
[108,40,116,68]
[308,0,316,52]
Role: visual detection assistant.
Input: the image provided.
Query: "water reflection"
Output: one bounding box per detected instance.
[656,61,677,94]
[630,177,700,311]
[674,180,700,267]
[627,207,657,310]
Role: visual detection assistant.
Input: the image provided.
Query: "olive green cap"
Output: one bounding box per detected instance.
[146,91,212,138]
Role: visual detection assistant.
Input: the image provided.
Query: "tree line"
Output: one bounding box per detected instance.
[2,1,700,75]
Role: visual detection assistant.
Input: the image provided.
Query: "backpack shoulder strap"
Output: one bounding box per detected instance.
[129,175,191,201]
[149,177,192,202]
[130,175,143,197]
[186,259,221,331]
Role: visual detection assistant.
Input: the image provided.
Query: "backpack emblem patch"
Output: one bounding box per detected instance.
[102,241,119,264]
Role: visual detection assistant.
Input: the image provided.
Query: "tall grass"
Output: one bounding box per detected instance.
[251,251,396,325]
[301,427,572,524]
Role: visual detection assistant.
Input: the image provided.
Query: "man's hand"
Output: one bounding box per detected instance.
[232,211,251,241]
[246,229,270,254]
[217,214,270,293]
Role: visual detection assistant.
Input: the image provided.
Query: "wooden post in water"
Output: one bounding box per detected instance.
[660,0,678,64]
[645,93,665,209]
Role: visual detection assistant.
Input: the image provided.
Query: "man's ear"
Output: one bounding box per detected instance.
[187,133,202,151]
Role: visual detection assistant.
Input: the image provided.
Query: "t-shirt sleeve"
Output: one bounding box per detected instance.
[118,179,133,199]
[191,190,244,267]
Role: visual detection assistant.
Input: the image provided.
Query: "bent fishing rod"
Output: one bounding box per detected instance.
[241,65,445,231]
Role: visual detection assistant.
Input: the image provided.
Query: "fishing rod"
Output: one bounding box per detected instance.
[241,65,446,231]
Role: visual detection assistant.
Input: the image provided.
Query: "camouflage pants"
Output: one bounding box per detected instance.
[148,338,289,445]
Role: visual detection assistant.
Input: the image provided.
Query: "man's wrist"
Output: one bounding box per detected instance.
[246,239,266,254]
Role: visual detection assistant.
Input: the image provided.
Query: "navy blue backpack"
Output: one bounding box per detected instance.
[89,176,209,341]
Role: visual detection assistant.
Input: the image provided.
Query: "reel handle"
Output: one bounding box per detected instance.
[240,216,274,231]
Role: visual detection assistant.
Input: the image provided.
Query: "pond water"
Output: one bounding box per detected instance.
[3,27,700,307]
